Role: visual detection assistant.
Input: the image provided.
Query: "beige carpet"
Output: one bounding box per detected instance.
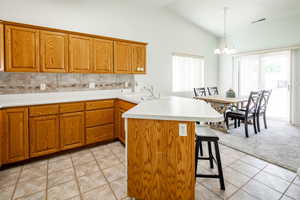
[213,120,300,172]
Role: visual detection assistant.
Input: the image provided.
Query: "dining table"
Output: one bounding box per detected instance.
[194,95,248,133]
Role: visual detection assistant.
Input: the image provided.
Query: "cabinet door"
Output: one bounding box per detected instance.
[114,41,132,74]
[60,112,85,150]
[5,25,39,72]
[2,108,29,164]
[40,31,68,73]
[132,44,146,74]
[69,35,93,73]
[29,115,59,157]
[93,38,113,73]
[0,24,4,72]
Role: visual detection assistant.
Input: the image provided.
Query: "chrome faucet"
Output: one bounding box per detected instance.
[144,85,155,97]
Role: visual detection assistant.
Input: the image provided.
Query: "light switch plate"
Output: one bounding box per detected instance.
[179,123,187,136]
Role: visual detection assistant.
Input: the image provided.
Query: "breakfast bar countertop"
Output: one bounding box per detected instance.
[123,96,223,122]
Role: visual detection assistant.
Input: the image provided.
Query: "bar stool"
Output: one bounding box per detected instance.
[195,125,225,190]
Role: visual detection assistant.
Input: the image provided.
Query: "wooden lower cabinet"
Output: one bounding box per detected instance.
[86,108,114,127]
[2,107,29,164]
[115,100,137,144]
[86,124,114,144]
[29,115,59,157]
[60,112,85,150]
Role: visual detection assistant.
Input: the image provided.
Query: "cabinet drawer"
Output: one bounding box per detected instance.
[29,104,59,117]
[86,100,114,110]
[86,108,114,127]
[86,124,114,144]
[119,100,136,110]
[60,102,85,113]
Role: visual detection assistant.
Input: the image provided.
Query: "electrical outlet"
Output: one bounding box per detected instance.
[40,83,46,91]
[179,123,187,136]
[89,82,96,89]
[124,82,129,88]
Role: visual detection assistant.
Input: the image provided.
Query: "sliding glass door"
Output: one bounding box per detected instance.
[237,51,291,121]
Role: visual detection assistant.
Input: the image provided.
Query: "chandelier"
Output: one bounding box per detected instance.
[214,7,236,55]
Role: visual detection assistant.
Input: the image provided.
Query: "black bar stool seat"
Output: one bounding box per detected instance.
[195,125,225,190]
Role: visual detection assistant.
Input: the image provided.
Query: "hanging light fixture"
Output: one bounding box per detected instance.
[214,7,236,55]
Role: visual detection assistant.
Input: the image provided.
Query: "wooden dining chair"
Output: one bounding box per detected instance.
[257,90,272,132]
[225,91,261,137]
[207,87,219,96]
[194,87,207,97]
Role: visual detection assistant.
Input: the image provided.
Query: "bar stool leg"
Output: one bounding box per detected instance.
[195,136,200,176]
[208,141,214,169]
[199,140,203,156]
[214,141,225,190]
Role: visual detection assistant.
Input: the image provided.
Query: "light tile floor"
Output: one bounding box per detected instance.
[0,141,299,200]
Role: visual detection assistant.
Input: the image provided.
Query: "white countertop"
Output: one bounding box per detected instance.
[122,96,223,122]
[0,89,145,108]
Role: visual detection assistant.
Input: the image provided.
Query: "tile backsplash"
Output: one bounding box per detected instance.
[0,72,134,94]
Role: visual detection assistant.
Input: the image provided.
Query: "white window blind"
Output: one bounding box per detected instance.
[172,54,205,92]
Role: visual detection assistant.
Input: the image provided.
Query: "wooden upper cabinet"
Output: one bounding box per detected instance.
[114,41,132,74]
[60,112,85,150]
[5,25,39,72]
[0,23,4,72]
[2,107,29,164]
[132,44,146,74]
[69,34,93,73]
[29,115,59,157]
[93,38,113,73]
[40,31,68,73]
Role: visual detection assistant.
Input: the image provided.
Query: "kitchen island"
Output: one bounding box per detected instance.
[123,96,223,200]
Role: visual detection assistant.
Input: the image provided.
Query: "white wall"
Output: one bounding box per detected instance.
[218,16,300,123]
[0,0,219,97]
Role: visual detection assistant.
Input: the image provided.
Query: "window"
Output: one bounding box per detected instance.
[172,53,205,92]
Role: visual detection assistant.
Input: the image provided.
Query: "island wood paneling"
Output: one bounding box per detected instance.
[5,25,40,72]
[127,119,195,200]
[0,23,4,72]
[40,30,68,73]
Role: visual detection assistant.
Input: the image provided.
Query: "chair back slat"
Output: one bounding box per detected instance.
[258,90,272,113]
[207,87,219,96]
[194,88,207,97]
[245,91,261,116]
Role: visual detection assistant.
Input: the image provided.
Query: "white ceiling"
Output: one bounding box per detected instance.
[134,0,300,37]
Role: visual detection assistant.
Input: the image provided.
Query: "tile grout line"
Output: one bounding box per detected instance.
[90,148,120,200]
[70,153,85,200]
[10,166,23,200]
[228,163,269,200]
[45,159,49,200]
[280,176,298,199]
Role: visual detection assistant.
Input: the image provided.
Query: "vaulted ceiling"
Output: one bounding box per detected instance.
[133,0,300,37]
